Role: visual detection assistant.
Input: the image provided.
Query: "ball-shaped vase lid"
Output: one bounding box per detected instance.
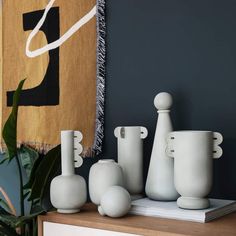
[154,92,173,110]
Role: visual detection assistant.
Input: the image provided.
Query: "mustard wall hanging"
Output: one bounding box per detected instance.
[0,0,106,156]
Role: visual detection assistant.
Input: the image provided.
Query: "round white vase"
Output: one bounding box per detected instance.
[89,159,124,205]
[50,130,87,213]
[50,175,87,213]
[98,186,131,218]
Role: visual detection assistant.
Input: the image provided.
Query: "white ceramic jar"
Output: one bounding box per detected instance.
[166,131,223,209]
[89,159,124,205]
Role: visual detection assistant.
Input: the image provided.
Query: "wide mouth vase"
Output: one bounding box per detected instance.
[166,130,223,209]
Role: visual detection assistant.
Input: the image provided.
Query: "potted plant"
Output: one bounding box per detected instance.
[0,80,61,236]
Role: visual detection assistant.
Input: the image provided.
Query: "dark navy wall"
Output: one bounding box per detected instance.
[98,0,236,200]
[1,0,236,214]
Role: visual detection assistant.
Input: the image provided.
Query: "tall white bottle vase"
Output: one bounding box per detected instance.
[145,93,179,201]
[114,126,148,197]
[50,130,87,213]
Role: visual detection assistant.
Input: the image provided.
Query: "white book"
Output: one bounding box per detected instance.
[130,198,236,223]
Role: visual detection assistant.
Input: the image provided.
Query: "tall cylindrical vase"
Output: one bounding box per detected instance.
[50,130,87,213]
[114,126,148,197]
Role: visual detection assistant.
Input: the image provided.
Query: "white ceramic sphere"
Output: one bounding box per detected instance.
[98,186,131,218]
[89,159,124,205]
[154,92,173,110]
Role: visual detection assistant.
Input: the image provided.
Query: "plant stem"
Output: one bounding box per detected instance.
[16,154,25,216]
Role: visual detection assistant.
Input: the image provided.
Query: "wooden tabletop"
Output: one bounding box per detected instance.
[38,203,236,236]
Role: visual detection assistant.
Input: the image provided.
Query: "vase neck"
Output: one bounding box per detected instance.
[61,155,75,175]
[98,159,115,164]
[61,131,75,175]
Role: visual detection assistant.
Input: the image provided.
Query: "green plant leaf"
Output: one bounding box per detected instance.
[23,190,30,201]
[0,215,18,229]
[0,206,18,230]
[32,218,37,236]
[25,145,61,203]
[23,154,44,191]
[2,80,26,160]
[0,199,12,214]
[0,158,9,165]
[18,145,39,177]
[0,205,43,235]
[0,205,11,215]
[30,204,44,215]
[15,209,45,227]
[0,151,10,165]
[0,219,19,236]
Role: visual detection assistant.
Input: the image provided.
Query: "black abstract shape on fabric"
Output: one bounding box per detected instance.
[7,7,60,106]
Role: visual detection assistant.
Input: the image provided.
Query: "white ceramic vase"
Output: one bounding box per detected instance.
[98,186,131,218]
[166,131,223,209]
[145,93,179,201]
[114,126,148,197]
[50,130,87,213]
[89,159,124,205]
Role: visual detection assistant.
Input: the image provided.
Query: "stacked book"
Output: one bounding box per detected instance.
[130,198,236,223]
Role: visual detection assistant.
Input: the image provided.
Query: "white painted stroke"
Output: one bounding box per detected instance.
[26,0,96,58]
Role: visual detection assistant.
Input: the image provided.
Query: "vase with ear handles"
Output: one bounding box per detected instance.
[50,130,87,213]
[114,126,148,199]
[166,130,223,209]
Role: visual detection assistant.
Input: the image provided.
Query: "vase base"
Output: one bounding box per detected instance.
[177,197,210,210]
[57,209,80,214]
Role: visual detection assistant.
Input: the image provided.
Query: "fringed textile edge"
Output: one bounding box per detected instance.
[0,141,94,158]
[0,142,55,155]
[90,0,106,157]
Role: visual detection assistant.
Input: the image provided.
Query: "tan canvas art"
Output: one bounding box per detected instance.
[0,0,105,156]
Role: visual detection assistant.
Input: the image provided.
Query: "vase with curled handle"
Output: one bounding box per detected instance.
[166,130,223,209]
[50,130,87,213]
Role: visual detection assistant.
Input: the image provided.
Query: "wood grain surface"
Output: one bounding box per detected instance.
[38,203,236,236]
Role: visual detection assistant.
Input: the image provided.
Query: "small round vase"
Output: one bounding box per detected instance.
[98,186,131,218]
[89,159,124,205]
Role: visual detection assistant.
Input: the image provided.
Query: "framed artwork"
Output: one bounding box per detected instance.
[0,0,106,156]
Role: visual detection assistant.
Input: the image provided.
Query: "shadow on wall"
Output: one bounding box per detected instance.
[211,139,236,199]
